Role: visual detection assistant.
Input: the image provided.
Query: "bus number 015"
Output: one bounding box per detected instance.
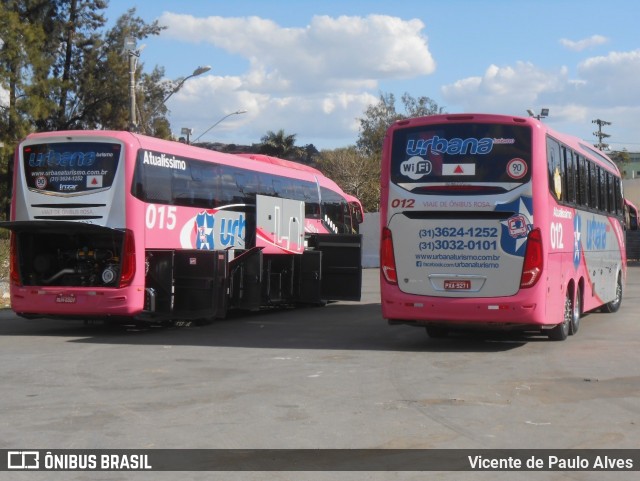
[146,205,177,230]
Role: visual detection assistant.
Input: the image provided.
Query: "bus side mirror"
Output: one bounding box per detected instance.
[350,203,364,224]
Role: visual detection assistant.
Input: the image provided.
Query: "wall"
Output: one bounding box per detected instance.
[360,212,380,268]
[623,179,640,208]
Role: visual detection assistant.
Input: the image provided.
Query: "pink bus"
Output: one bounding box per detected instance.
[380,113,626,340]
[2,130,362,323]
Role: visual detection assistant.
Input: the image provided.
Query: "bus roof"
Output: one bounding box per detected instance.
[19,129,357,202]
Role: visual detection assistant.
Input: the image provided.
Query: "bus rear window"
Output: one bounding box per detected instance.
[390,123,531,195]
[23,142,120,195]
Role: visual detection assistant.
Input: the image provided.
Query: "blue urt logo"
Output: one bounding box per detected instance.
[573,214,582,269]
[196,211,215,250]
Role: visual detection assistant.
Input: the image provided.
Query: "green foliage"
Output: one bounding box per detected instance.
[0,2,165,219]
[610,149,630,166]
[316,147,380,212]
[258,129,302,160]
[349,91,445,209]
[356,92,445,159]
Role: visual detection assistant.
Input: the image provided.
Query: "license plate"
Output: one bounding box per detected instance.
[444,280,471,290]
[56,293,77,304]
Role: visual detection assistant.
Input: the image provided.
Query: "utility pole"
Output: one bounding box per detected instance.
[592,119,611,151]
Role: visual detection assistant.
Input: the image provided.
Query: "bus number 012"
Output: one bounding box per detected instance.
[391,199,415,209]
[146,205,177,230]
[550,222,564,249]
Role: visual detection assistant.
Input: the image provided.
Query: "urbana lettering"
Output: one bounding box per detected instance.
[406,135,494,156]
[28,150,96,168]
[143,150,187,170]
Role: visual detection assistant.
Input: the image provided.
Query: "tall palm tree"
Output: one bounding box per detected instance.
[259,129,300,159]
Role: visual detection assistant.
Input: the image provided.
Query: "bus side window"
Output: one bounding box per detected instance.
[589,163,599,210]
[547,137,562,201]
[563,147,576,204]
[576,155,587,207]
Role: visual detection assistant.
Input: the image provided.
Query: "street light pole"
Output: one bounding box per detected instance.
[181,127,193,144]
[159,65,211,107]
[124,35,210,134]
[526,108,549,120]
[192,110,248,143]
[145,65,212,134]
[125,37,140,131]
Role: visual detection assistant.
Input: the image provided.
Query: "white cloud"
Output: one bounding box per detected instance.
[156,13,435,147]
[576,50,640,105]
[159,13,435,92]
[440,52,640,151]
[441,62,566,113]
[560,35,609,52]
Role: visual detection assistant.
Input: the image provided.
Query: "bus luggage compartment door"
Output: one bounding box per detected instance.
[294,250,322,304]
[172,250,228,319]
[307,233,362,301]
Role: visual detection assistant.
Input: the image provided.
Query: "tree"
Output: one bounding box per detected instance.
[0,0,61,219]
[46,0,108,131]
[258,129,302,160]
[317,147,380,212]
[0,0,59,144]
[610,149,631,177]
[0,3,164,218]
[356,92,445,159]
[77,8,164,131]
[344,92,445,211]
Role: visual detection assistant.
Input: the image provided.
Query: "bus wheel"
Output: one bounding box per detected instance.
[601,272,623,313]
[426,326,448,338]
[548,292,571,341]
[569,287,581,335]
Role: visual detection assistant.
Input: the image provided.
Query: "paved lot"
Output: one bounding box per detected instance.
[1,267,639,481]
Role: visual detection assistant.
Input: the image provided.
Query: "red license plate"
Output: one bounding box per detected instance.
[444,280,471,290]
[56,293,77,304]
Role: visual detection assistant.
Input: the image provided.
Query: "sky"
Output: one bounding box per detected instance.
[74,0,640,151]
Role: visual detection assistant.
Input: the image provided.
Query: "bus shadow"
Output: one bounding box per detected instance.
[0,303,539,353]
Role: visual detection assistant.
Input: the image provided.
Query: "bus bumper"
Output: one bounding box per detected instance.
[382,287,543,329]
[9,285,145,320]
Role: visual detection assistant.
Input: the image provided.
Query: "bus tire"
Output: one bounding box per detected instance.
[426,326,448,338]
[569,287,581,335]
[548,292,572,341]
[601,272,623,313]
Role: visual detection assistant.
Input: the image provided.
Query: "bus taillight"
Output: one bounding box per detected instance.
[9,232,21,286]
[118,229,136,288]
[381,227,398,284]
[520,228,543,288]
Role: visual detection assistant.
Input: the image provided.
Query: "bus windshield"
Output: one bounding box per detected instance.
[23,141,121,195]
[390,123,532,195]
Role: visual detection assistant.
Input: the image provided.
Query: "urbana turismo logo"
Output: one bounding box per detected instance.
[406,136,494,156]
[401,136,494,180]
[28,150,96,167]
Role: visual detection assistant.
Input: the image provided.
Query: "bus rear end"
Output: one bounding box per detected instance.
[380,114,545,334]
[2,132,145,320]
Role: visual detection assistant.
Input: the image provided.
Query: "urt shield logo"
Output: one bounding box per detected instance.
[573,214,582,269]
[195,211,215,250]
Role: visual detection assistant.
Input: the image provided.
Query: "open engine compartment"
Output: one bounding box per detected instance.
[10,222,127,287]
